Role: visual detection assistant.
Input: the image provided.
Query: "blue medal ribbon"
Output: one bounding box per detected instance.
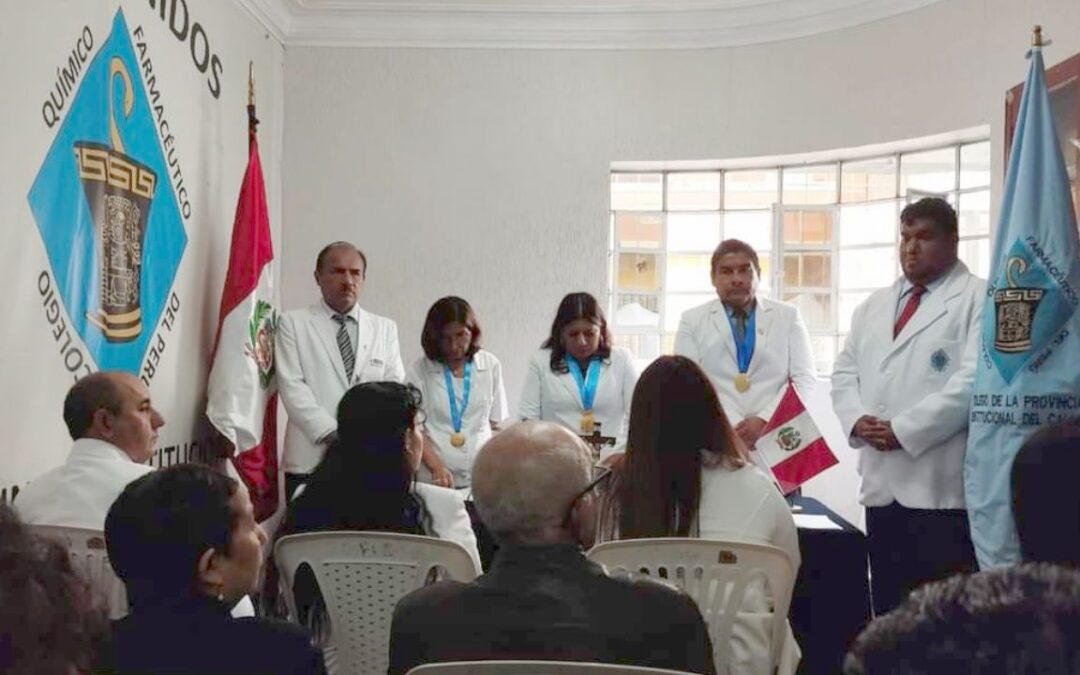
[726,307,757,374]
[566,356,602,412]
[443,360,473,433]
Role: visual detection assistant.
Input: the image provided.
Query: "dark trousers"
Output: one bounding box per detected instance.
[284,472,312,503]
[866,502,976,616]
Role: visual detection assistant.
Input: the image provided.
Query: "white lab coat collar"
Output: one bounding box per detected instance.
[68,437,142,466]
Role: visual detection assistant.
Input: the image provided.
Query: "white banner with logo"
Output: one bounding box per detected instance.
[0,0,283,501]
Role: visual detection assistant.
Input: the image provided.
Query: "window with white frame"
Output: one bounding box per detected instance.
[608,139,992,373]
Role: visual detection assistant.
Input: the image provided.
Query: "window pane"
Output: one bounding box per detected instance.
[783,164,838,205]
[667,254,712,292]
[616,213,663,249]
[841,156,897,203]
[900,147,956,195]
[840,246,896,289]
[614,333,662,364]
[724,169,778,210]
[782,291,833,332]
[959,237,991,279]
[665,293,714,332]
[960,141,991,189]
[611,173,662,211]
[617,253,661,291]
[668,213,721,252]
[839,291,872,332]
[668,172,720,211]
[839,201,898,247]
[662,332,676,356]
[958,189,990,237]
[783,252,832,288]
[810,336,836,372]
[783,209,834,245]
[614,294,659,328]
[723,211,772,251]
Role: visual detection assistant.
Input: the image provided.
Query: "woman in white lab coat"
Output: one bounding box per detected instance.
[595,355,801,675]
[409,296,509,489]
[518,292,637,461]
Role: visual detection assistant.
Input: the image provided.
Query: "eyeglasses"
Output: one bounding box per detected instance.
[564,466,612,523]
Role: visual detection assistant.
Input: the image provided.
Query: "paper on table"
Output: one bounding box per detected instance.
[794,513,842,530]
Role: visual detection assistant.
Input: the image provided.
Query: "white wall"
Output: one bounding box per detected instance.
[281,0,1080,525]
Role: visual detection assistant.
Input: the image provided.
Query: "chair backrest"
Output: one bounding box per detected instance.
[30,524,129,619]
[406,661,699,675]
[275,531,480,675]
[587,538,795,675]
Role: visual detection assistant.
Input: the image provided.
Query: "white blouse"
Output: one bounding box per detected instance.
[517,346,638,459]
[408,349,509,487]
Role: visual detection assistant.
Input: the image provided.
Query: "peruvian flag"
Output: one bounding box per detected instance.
[207,110,279,522]
[753,382,837,495]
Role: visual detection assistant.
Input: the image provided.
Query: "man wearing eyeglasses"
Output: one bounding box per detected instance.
[388,421,716,675]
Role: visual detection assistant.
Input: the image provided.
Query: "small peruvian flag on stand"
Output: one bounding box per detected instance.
[207,68,279,522]
[753,382,837,495]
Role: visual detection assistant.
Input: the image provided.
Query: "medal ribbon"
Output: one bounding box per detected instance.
[726,307,757,374]
[567,356,602,412]
[443,361,473,434]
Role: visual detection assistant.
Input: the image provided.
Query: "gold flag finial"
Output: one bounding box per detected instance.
[1032,25,1044,47]
[248,61,255,107]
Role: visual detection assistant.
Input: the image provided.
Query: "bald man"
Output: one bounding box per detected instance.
[16,372,164,529]
[389,421,716,675]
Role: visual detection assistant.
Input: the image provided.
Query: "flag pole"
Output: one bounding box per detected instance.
[247,61,259,145]
[1031,25,1043,47]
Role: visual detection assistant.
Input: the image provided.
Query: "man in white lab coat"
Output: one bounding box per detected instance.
[832,197,984,615]
[674,239,817,448]
[276,241,405,500]
[15,371,164,529]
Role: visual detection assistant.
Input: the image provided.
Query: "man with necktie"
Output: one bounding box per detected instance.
[276,241,405,500]
[674,239,817,449]
[832,197,985,615]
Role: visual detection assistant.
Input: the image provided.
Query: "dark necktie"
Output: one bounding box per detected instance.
[733,308,748,341]
[893,285,927,338]
[332,314,355,377]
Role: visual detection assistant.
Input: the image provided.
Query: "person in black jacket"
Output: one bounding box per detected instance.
[389,421,716,675]
[97,463,325,674]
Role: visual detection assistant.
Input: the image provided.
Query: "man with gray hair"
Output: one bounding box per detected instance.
[389,421,716,675]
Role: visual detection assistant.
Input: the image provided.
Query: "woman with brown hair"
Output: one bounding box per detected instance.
[596,355,800,675]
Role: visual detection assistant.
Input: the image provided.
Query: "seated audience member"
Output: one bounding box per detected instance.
[1011,419,1080,566]
[388,421,716,675]
[843,563,1080,675]
[99,464,325,675]
[595,355,801,675]
[15,371,163,528]
[282,381,479,567]
[0,504,109,675]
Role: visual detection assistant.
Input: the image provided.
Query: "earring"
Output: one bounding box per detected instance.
[215,585,225,603]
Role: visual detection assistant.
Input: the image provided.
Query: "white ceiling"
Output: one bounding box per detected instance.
[235,0,948,49]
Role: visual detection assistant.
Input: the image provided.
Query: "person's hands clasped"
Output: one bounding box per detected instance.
[734,416,768,449]
[854,415,900,452]
[430,464,455,489]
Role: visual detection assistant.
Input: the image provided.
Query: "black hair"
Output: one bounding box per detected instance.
[900,197,958,239]
[541,292,613,373]
[63,372,124,440]
[711,239,761,276]
[1012,419,1080,567]
[105,464,238,606]
[420,296,482,362]
[285,382,431,536]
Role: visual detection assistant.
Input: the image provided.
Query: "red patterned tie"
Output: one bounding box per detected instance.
[894,285,927,338]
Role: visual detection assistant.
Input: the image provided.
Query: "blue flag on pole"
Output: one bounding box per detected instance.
[965,41,1080,569]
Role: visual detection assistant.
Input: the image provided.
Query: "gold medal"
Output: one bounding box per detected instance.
[450,432,466,448]
[580,412,595,434]
[735,373,751,393]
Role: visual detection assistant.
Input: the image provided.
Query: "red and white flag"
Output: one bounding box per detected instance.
[752,382,837,495]
[207,113,278,522]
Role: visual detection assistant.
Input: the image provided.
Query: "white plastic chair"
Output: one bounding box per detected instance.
[275,531,480,675]
[30,525,128,619]
[587,539,795,675]
[407,661,700,675]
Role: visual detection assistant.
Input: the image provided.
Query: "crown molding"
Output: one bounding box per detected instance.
[235,0,946,49]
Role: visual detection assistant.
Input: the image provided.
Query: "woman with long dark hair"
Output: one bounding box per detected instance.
[284,381,479,567]
[408,296,509,490]
[596,355,800,675]
[518,292,638,461]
